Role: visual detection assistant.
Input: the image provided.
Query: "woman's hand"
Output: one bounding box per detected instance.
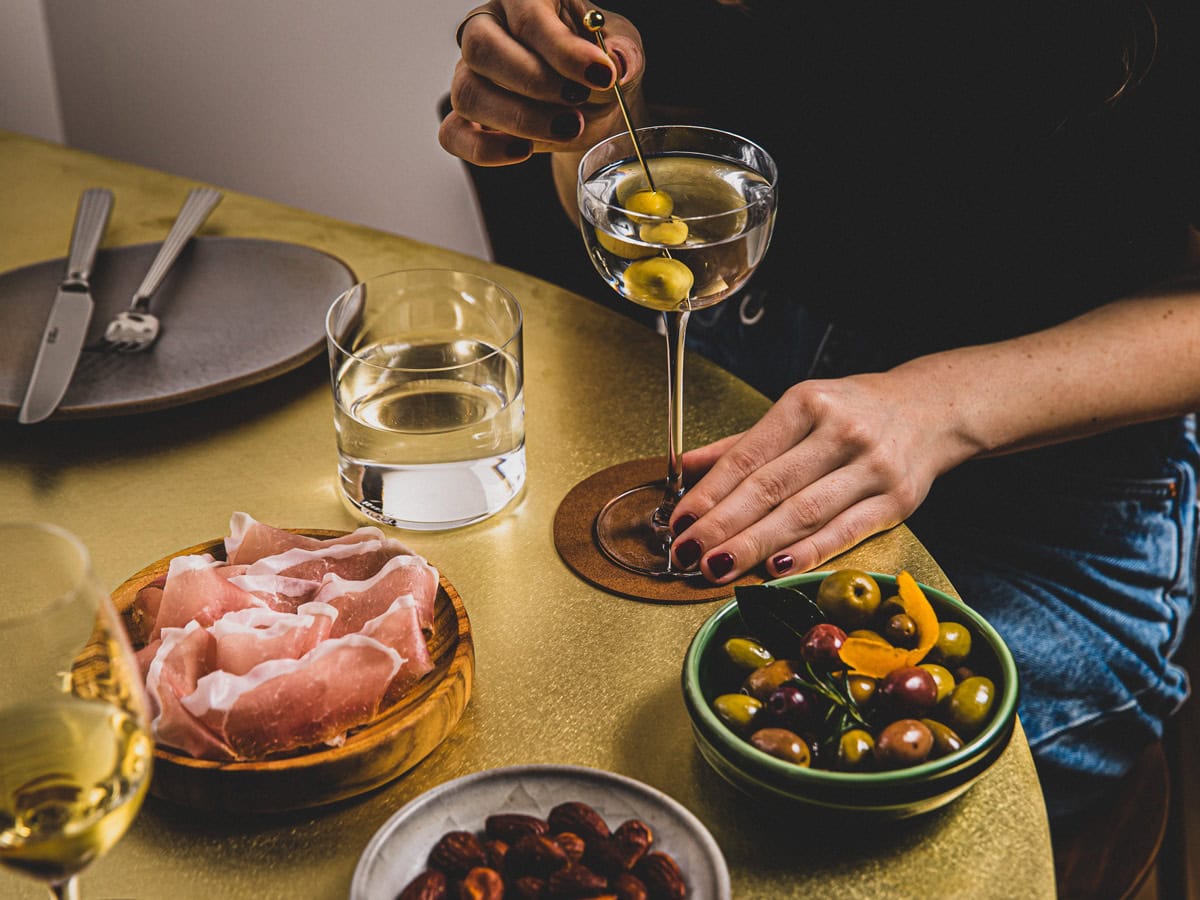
[439,1,645,166]
[668,371,978,583]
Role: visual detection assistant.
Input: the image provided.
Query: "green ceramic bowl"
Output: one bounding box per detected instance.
[682,571,1020,819]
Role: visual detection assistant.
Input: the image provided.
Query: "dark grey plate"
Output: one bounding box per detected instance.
[0,237,355,419]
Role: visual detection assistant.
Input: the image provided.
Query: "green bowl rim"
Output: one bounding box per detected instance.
[681,570,1020,787]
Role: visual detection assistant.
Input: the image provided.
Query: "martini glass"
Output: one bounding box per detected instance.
[577,125,778,576]
[0,523,153,899]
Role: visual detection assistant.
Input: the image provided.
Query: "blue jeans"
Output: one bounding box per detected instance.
[909,416,1199,819]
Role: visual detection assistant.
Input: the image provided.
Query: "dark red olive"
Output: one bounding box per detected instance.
[800,623,848,671]
[876,666,938,719]
[765,683,815,729]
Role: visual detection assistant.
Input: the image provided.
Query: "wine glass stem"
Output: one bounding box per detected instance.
[654,309,690,533]
[49,877,79,900]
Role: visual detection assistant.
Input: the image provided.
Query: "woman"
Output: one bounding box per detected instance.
[440,0,1200,818]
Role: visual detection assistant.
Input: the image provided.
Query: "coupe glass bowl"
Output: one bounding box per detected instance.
[681,571,1020,819]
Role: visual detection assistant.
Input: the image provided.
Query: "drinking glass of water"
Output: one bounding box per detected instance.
[325,268,526,530]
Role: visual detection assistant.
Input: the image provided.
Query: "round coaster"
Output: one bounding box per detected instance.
[554,458,763,603]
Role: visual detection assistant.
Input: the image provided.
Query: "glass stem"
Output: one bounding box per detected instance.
[654,309,690,535]
[49,877,79,900]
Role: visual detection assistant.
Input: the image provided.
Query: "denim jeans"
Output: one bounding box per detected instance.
[909,416,1199,818]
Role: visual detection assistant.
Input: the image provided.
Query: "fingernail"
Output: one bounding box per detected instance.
[708,552,735,580]
[674,539,702,569]
[585,62,614,88]
[561,81,590,104]
[505,138,531,158]
[551,113,582,139]
[672,514,697,537]
[772,554,794,574]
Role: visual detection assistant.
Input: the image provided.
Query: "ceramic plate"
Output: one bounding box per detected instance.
[351,764,732,900]
[0,237,355,419]
[111,530,474,813]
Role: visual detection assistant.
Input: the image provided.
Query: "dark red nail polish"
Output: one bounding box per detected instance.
[585,62,613,88]
[561,81,590,104]
[708,552,735,579]
[772,554,794,574]
[551,113,581,138]
[674,539,702,569]
[505,138,531,158]
[672,514,697,537]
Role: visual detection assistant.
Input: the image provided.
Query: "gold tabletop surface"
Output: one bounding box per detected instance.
[0,131,1055,898]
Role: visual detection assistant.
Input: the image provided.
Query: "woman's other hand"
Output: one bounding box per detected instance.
[439,1,645,166]
[668,371,978,583]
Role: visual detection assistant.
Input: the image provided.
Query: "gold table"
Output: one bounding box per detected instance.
[0,132,1055,899]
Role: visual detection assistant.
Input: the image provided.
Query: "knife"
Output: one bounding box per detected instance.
[18,188,114,424]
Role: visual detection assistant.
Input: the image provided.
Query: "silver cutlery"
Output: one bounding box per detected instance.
[18,188,114,424]
[98,186,222,352]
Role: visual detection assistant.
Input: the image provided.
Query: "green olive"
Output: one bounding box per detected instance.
[883,612,919,648]
[622,257,694,309]
[713,693,764,732]
[847,673,877,708]
[930,621,973,666]
[638,218,689,245]
[596,227,657,260]
[750,728,811,766]
[723,637,775,672]
[625,189,674,219]
[836,728,876,771]
[919,663,956,704]
[742,659,798,700]
[944,675,995,737]
[815,569,882,630]
[921,718,965,758]
[848,629,890,645]
[874,718,934,769]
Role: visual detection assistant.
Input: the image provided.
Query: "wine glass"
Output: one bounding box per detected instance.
[0,523,153,900]
[577,125,778,576]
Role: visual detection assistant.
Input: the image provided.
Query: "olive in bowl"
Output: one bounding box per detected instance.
[681,570,1019,819]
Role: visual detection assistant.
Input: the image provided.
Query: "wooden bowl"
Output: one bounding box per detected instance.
[111,530,474,813]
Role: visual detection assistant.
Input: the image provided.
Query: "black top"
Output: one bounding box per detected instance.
[607,0,1200,364]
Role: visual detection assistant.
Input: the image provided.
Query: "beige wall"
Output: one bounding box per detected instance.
[1,0,489,260]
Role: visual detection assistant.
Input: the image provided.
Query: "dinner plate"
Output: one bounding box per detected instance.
[111,529,474,813]
[351,764,732,900]
[0,237,355,420]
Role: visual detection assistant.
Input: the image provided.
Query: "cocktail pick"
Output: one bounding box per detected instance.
[583,9,656,194]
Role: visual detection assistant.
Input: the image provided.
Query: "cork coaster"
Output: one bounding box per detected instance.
[554,457,763,603]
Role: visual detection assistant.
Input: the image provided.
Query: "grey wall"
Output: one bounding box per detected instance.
[1,1,489,260]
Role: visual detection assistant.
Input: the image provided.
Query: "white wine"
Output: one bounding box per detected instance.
[333,338,526,530]
[581,153,776,312]
[0,697,152,883]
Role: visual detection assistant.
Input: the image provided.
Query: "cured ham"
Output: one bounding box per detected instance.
[130,512,442,761]
[181,634,402,759]
[208,603,337,676]
[313,553,439,636]
[224,511,387,566]
[150,555,267,642]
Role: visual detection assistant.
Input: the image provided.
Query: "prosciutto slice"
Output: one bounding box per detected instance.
[313,554,439,636]
[243,538,412,583]
[181,634,403,759]
[208,603,337,676]
[224,572,322,612]
[150,555,266,642]
[359,598,435,702]
[224,511,386,566]
[144,621,235,760]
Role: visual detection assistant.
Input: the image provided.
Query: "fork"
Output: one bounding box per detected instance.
[99,186,223,352]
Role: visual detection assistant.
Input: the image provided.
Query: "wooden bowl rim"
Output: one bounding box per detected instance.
[112,528,473,774]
